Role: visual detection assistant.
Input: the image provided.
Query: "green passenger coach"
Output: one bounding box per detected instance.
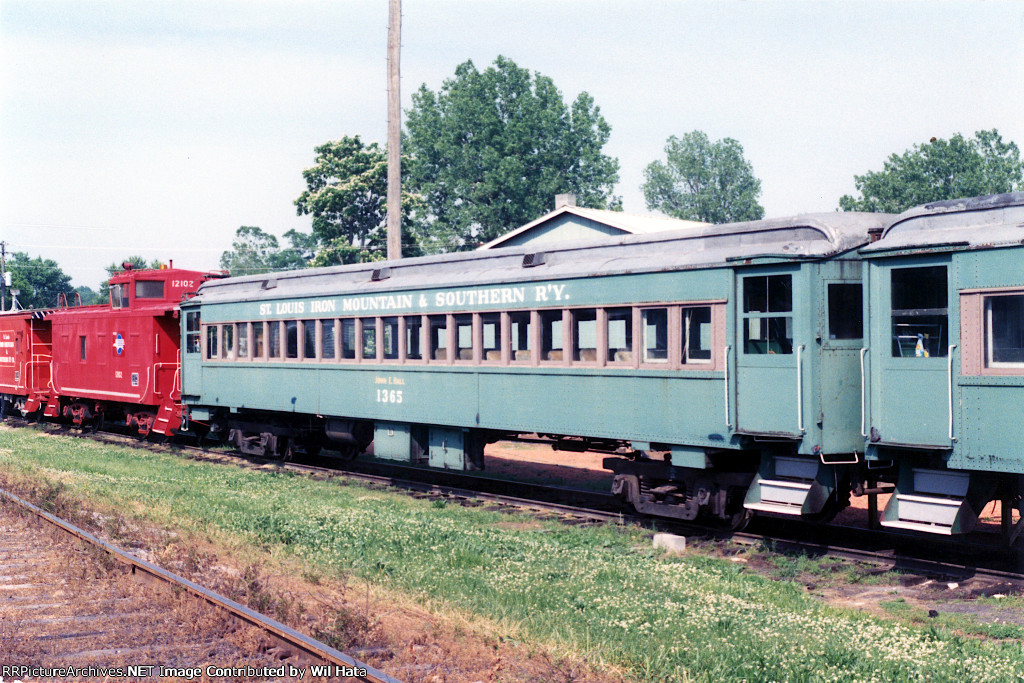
[862,192,1024,537]
[180,211,890,527]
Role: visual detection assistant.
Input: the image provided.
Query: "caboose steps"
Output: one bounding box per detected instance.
[880,468,993,535]
[742,455,848,519]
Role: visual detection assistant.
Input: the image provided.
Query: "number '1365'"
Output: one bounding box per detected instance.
[376,389,403,404]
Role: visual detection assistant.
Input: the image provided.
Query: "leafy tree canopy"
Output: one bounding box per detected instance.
[839,129,1024,213]
[404,56,621,249]
[294,136,425,264]
[642,131,764,224]
[219,226,313,277]
[5,252,73,310]
[74,286,100,306]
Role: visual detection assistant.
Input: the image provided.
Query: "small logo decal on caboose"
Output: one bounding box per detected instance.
[114,333,125,355]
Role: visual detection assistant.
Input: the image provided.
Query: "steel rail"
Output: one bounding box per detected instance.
[0,486,402,683]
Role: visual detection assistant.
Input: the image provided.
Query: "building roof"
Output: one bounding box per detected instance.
[477,204,709,249]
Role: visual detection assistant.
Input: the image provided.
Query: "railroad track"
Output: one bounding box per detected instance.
[0,486,400,683]
[10,419,1024,594]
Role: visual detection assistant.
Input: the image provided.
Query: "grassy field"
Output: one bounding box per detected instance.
[2,426,1023,682]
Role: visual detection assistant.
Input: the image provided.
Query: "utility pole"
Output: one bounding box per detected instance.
[0,241,6,312]
[385,0,402,261]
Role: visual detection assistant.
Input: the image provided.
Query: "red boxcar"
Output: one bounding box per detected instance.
[0,310,53,417]
[46,264,224,436]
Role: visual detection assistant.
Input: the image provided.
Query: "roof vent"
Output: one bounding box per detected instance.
[522,252,546,268]
[371,267,391,282]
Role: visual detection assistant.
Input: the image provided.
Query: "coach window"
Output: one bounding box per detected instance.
[302,321,316,360]
[253,322,266,359]
[269,321,282,360]
[828,284,863,340]
[510,311,532,362]
[206,326,219,360]
[986,294,1024,368]
[404,316,423,360]
[222,324,234,360]
[571,309,598,363]
[743,274,793,354]
[236,323,249,359]
[891,266,947,358]
[185,312,201,353]
[682,306,712,364]
[480,313,502,362]
[382,317,399,361]
[607,307,634,364]
[454,314,473,361]
[135,280,165,299]
[641,308,668,364]
[428,315,448,361]
[360,318,377,361]
[321,320,336,360]
[340,319,357,360]
[540,310,564,362]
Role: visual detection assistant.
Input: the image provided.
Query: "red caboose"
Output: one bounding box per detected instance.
[0,310,53,417]
[46,264,224,436]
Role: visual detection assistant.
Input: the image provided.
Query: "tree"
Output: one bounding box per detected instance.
[839,130,1024,213]
[218,226,312,277]
[74,286,100,306]
[642,131,764,224]
[294,136,425,264]
[404,56,621,249]
[4,252,73,310]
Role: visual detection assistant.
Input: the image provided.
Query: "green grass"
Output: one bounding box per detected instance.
[3,427,1024,682]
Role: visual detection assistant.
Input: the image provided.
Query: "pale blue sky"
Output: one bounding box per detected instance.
[2,0,1023,288]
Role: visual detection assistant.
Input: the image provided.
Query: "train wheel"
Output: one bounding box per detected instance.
[728,508,753,532]
[337,443,359,460]
[0,399,10,421]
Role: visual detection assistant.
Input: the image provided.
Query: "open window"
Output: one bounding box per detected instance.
[607,307,633,364]
[382,317,399,361]
[891,266,947,357]
[641,308,668,364]
[682,306,712,364]
[480,313,502,362]
[510,311,532,362]
[540,310,564,362]
[454,314,473,361]
[572,309,598,363]
[405,316,422,361]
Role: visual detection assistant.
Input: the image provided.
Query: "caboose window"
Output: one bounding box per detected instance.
[540,310,564,362]
[607,307,633,363]
[743,274,793,354]
[891,266,947,358]
[683,306,712,364]
[285,321,299,359]
[987,294,1024,367]
[135,280,165,299]
[109,284,129,309]
[80,335,87,361]
[641,308,668,363]
[573,309,599,363]
[828,283,863,340]
[510,311,532,362]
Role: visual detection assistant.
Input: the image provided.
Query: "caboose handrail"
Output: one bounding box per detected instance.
[948,344,957,441]
[796,345,806,433]
[723,345,732,428]
[859,347,868,438]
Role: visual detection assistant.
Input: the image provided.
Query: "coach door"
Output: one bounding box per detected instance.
[735,268,805,436]
[868,257,954,447]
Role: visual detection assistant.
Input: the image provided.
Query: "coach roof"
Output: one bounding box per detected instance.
[193,212,891,305]
[862,192,1024,255]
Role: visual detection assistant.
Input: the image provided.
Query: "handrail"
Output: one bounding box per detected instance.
[859,347,869,438]
[723,345,732,428]
[796,344,806,433]
[948,344,957,441]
